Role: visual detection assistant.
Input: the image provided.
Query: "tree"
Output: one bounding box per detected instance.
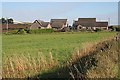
[0,18,14,24]
[1,18,6,24]
[8,18,14,24]
[108,26,114,31]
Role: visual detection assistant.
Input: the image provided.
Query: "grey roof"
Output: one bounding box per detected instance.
[51,22,64,28]
[95,22,108,27]
[50,19,67,25]
[76,18,96,27]
[78,18,96,21]
[50,19,67,28]
[34,20,49,27]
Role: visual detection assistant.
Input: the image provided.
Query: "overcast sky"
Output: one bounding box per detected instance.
[2,2,118,25]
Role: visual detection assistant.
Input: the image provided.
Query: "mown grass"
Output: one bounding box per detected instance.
[2,31,116,78]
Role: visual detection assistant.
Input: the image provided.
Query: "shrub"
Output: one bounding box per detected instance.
[17,29,27,34]
[108,26,114,31]
[29,29,54,34]
[109,26,120,31]
[94,28,101,32]
[24,29,30,33]
[115,27,120,31]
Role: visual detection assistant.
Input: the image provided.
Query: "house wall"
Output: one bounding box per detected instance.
[100,27,108,30]
[65,22,68,27]
[30,23,41,29]
[93,27,108,30]
[61,24,65,29]
[47,24,52,29]
[40,27,45,29]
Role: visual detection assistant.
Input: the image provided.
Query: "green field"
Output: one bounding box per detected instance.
[2,32,115,61]
[2,32,116,78]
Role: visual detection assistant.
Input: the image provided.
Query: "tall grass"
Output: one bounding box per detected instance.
[68,38,119,79]
[2,51,59,78]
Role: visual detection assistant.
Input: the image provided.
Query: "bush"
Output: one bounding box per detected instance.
[115,27,120,31]
[94,28,101,32]
[24,29,30,33]
[29,29,54,34]
[109,26,120,32]
[108,26,114,31]
[17,29,27,34]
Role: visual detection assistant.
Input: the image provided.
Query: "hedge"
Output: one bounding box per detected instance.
[29,29,54,34]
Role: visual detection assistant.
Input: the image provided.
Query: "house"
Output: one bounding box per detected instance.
[95,22,108,30]
[73,18,96,30]
[73,18,108,30]
[50,19,68,30]
[30,20,51,29]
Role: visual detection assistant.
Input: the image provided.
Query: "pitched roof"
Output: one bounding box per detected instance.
[78,18,96,21]
[76,18,96,27]
[50,19,67,25]
[51,22,64,28]
[95,22,108,27]
[78,18,96,23]
[34,20,49,27]
[40,22,49,27]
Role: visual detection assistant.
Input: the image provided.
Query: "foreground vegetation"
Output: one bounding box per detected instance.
[2,32,117,78]
[86,38,119,78]
[37,37,119,79]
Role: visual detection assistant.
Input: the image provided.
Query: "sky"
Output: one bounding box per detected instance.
[1,0,120,2]
[2,2,118,25]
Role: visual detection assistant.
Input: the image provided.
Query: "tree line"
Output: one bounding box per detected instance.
[0,18,14,24]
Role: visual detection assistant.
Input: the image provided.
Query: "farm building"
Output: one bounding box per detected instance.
[50,19,68,30]
[73,18,108,30]
[30,20,51,29]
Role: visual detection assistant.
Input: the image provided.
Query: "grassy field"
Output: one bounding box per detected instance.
[2,32,116,78]
[38,38,119,79]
